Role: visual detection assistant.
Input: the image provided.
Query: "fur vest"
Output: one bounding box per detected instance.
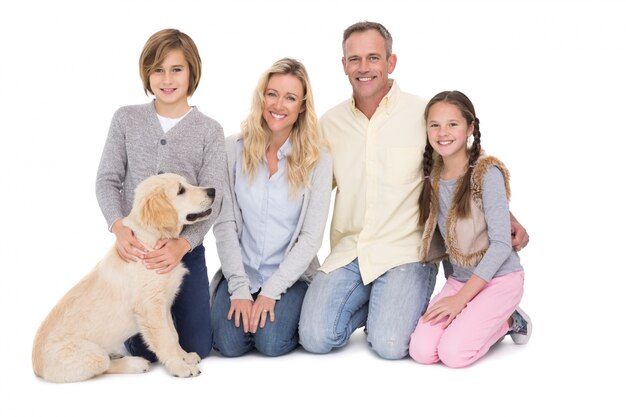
[420,155,511,268]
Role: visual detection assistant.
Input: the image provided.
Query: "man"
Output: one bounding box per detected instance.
[299,21,528,359]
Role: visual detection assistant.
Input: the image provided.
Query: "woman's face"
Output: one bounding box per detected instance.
[262,73,305,141]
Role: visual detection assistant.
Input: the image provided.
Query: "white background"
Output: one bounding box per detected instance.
[1,0,624,415]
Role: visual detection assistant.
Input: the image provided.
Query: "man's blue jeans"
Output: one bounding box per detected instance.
[299,258,437,359]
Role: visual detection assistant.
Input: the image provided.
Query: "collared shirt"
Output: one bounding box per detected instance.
[235,139,304,293]
[319,81,428,284]
[212,134,333,301]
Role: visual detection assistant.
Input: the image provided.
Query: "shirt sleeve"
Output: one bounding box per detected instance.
[213,137,253,300]
[473,166,513,282]
[180,121,226,249]
[95,108,127,230]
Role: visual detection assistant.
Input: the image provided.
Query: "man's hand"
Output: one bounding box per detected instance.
[510,213,529,251]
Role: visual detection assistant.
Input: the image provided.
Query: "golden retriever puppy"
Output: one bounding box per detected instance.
[32,173,215,383]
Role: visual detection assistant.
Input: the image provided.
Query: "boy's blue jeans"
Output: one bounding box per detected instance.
[124,244,212,361]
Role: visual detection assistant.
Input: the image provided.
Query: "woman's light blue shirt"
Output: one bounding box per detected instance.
[235,139,304,293]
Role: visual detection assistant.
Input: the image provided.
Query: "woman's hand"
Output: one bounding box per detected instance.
[228,299,253,332]
[249,295,276,333]
[111,218,146,262]
[143,238,190,274]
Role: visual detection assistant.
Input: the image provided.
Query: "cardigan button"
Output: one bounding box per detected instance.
[160,139,167,145]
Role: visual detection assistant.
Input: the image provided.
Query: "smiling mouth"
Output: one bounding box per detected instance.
[186,208,212,221]
[270,112,285,119]
[357,77,373,82]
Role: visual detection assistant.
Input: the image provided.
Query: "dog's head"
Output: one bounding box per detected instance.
[131,173,215,238]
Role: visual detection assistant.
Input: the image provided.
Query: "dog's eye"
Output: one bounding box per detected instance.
[177,185,186,195]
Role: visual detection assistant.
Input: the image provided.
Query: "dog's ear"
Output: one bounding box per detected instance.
[139,189,179,235]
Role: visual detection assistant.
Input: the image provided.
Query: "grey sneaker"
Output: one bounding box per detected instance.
[508,307,532,345]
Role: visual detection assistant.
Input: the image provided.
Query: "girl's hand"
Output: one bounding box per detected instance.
[422,295,467,329]
[249,295,276,333]
[143,238,190,274]
[228,299,253,332]
[111,219,146,262]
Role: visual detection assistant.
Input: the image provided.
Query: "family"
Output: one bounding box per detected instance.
[95,21,531,369]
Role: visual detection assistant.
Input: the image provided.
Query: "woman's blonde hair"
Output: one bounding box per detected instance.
[241,58,326,195]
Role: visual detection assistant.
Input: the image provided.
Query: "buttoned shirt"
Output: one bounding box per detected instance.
[319,81,428,284]
[236,139,303,293]
[211,134,333,301]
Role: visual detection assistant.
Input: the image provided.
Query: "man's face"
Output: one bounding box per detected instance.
[342,29,396,104]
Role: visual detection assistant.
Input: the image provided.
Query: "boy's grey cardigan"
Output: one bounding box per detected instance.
[210,134,333,301]
[96,102,226,249]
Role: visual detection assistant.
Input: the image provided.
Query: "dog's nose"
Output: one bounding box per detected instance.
[206,188,216,197]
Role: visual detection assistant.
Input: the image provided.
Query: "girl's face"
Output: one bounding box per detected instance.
[149,48,190,114]
[263,73,304,142]
[426,101,474,160]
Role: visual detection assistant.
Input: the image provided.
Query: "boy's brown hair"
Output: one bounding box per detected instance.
[139,28,202,97]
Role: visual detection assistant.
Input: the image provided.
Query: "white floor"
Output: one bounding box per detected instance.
[3,275,617,417]
[4,326,542,416]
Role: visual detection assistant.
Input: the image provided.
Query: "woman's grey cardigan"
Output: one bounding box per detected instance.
[209,134,333,301]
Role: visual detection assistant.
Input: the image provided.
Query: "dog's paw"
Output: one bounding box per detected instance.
[108,356,151,374]
[128,357,151,373]
[181,351,201,365]
[164,359,200,378]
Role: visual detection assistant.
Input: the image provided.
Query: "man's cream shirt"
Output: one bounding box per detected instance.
[320,81,428,284]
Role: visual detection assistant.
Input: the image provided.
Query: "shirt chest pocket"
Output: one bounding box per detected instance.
[385,146,421,184]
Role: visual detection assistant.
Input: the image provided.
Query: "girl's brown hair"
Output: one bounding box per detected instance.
[418,90,481,226]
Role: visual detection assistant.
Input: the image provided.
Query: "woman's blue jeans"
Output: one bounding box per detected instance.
[211,278,308,357]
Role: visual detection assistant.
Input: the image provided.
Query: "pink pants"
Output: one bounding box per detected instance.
[409,270,524,368]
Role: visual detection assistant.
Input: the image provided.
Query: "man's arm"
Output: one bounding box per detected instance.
[510,212,529,251]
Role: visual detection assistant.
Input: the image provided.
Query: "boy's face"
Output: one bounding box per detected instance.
[149,48,190,112]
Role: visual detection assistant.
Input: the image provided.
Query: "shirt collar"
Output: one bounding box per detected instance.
[277,138,292,161]
[350,79,398,117]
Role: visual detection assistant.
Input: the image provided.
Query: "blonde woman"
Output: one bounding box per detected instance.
[210,58,332,357]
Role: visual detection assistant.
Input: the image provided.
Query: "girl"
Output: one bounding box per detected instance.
[210,58,332,357]
[95,29,226,361]
[409,90,531,368]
